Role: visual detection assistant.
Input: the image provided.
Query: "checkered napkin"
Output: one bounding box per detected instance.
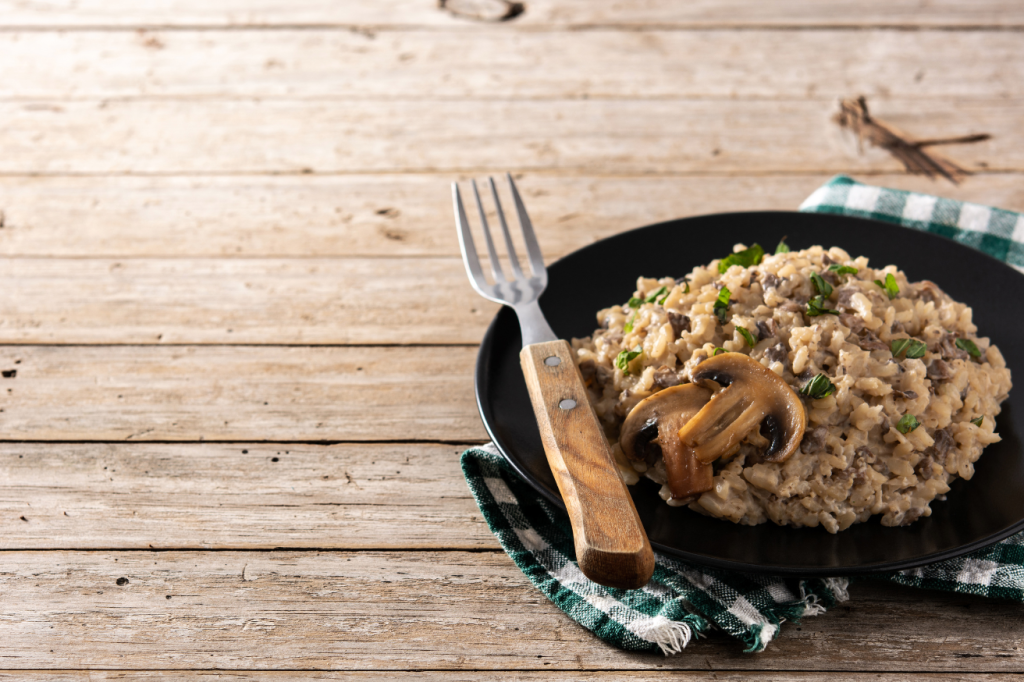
[801,175,1024,271]
[461,175,1024,654]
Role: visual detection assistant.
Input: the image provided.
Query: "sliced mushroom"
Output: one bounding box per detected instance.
[619,384,713,500]
[677,353,806,464]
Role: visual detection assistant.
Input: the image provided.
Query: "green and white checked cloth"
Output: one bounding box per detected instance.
[801,175,1024,271]
[461,176,1024,655]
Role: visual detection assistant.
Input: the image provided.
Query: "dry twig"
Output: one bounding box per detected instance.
[834,96,991,184]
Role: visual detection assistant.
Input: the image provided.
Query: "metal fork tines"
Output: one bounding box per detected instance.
[453,174,556,347]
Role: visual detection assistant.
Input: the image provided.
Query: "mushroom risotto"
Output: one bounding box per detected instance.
[573,242,1012,533]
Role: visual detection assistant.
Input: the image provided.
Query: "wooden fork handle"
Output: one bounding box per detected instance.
[520,340,655,589]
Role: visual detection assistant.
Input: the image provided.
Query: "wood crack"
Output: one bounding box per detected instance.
[835,96,992,184]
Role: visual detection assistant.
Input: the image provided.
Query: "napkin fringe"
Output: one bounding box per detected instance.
[743,623,778,653]
[742,579,851,653]
[628,615,695,655]
[824,577,851,602]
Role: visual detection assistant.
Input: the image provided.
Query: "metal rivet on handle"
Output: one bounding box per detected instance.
[544,356,561,367]
[558,399,577,410]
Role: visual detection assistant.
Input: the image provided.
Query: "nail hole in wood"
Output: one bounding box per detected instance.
[439,0,525,22]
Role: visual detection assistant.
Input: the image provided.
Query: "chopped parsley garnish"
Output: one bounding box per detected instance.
[737,327,756,347]
[712,347,728,356]
[895,414,921,434]
[891,338,927,359]
[810,272,833,298]
[806,295,839,316]
[799,373,835,400]
[627,296,642,309]
[645,286,669,305]
[956,338,982,358]
[718,244,765,273]
[828,264,859,275]
[623,312,636,333]
[713,286,732,324]
[683,281,690,294]
[775,237,790,254]
[615,347,643,374]
[874,273,899,300]
[971,416,984,427]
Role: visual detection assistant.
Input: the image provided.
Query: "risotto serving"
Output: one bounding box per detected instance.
[573,242,1012,533]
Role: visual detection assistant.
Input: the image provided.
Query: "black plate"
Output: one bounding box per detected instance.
[476,211,1024,575]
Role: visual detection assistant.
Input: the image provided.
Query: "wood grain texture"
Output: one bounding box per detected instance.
[0,257,499,344]
[2,671,1015,675]
[0,550,1019,670]
[1,30,1021,100]
[520,340,653,589]
[0,0,1021,28]
[0,442,494,550]
[0,99,1009,174]
[0,345,486,442]
[4,173,1024,259]
[2,0,1021,675]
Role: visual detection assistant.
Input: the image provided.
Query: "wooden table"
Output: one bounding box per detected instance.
[1,1,1022,677]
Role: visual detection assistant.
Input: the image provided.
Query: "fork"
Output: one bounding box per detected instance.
[453,174,654,590]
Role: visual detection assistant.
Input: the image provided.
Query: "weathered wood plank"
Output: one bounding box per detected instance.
[0,0,1020,28]
[0,671,1015,675]
[0,550,1019,670]
[0,99,1009,174]
[0,345,486,442]
[3,173,1024,259]
[0,257,500,344]
[2,671,1015,675]
[1,30,1021,100]
[0,442,492,550]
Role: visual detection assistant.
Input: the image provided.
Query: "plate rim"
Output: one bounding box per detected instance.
[474,210,1024,576]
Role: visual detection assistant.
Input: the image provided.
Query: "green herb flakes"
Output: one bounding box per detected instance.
[615,347,643,374]
[971,416,984,427]
[683,281,691,294]
[713,286,731,324]
[956,337,982,358]
[645,286,669,305]
[627,296,642,309]
[737,327,757,347]
[718,244,765,274]
[890,338,927,359]
[712,347,728,356]
[828,264,858,275]
[810,272,833,298]
[623,313,636,333]
[806,295,839,317]
[775,238,790,254]
[799,373,835,400]
[895,414,920,434]
[874,273,899,300]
